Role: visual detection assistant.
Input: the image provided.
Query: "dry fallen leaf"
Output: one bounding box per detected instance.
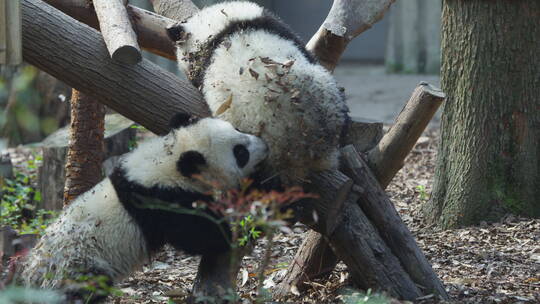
[249,68,259,80]
[215,94,233,115]
[240,268,249,287]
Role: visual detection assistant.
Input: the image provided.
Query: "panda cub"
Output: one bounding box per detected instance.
[20,113,268,302]
[168,1,350,185]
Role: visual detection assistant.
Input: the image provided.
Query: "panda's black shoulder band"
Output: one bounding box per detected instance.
[190,10,317,89]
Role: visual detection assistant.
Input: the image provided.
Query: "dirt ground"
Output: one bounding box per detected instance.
[98,130,538,304]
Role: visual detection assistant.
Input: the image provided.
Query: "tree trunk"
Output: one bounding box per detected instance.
[425,0,540,228]
[63,90,105,205]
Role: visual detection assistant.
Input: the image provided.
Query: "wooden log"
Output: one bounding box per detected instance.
[93,0,141,64]
[341,145,448,298]
[0,0,22,65]
[299,170,352,235]
[277,83,446,297]
[307,0,396,71]
[0,152,13,181]
[328,197,422,300]
[21,0,210,135]
[42,0,177,60]
[0,226,17,259]
[276,119,383,294]
[342,116,384,153]
[367,82,445,188]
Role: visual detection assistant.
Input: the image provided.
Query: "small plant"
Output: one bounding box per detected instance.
[73,273,123,302]
[415,185,429,201]
[0,155,58,235]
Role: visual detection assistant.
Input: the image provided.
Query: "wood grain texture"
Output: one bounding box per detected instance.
[63,90,105,206]
[93,0,141,64]
[307,0,396,70]
[21,0,210,135]
[367,82,445,188]
[42,0,177,60]
[329,198,421,300]
[342,145,448,298]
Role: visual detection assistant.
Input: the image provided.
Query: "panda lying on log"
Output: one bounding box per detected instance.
[168,1,350,186]
[19,114,268,302]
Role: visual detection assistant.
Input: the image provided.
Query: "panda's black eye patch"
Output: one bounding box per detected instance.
[233,144,250,168]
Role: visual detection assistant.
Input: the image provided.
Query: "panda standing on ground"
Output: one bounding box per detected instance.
[168,1,350,186]
[19,113,268,302]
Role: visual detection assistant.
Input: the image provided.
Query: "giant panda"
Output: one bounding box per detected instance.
[167,1,350,186]
[19,113,268,302]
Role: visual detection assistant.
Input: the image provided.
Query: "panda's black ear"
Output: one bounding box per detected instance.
[178,151,206,177]
[167,24,186,42]
[168,113,199,130]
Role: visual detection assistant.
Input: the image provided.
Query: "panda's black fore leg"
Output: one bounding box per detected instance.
[190,249,244,304]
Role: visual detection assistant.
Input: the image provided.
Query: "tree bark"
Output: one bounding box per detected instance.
[277,83,445,295]
[63,90,105,206]
[42,0,177,60]
[341,145,448,298]
[328,196,422,300]
[21,0,210,135]
[425,0,540,228]
[93,0,141,64]
[367,82,445,188]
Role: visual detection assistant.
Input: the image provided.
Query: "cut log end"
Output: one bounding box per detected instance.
[112,45,142,64]
[418,81,446,98]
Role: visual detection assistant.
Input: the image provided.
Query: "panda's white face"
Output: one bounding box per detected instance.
[123,117,268,192]
[178,118,269,189]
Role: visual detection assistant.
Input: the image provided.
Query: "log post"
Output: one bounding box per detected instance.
[276,83,446,298]
[63,90,105,206]
[367,82,445,188]
[328,196,422,300]
[342,145,448,297]
[93,0,141,64]
[300,170,352,235]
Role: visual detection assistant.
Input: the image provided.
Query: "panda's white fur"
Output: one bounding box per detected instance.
[170,1,350,184]
[20,116,267,301]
